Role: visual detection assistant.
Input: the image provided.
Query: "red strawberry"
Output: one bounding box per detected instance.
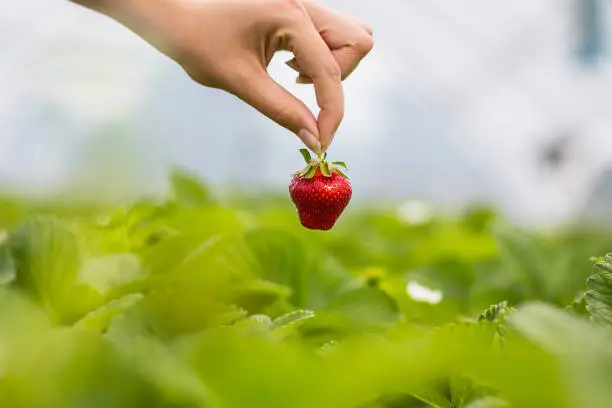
[289,149,352,230]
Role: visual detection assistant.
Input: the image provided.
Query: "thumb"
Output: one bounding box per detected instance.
[225,65,321,154]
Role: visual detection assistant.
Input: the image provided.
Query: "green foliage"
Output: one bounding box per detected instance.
[170,168,211,206]
[1,172,612,407]
[584,254,612,326]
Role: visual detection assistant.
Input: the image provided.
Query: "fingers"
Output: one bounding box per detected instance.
[289,24,344,152]
[287,36,372,82]
[224,60,321,153]
[353,20,373,36]
[286,4,373,84]
[331,23,374,79]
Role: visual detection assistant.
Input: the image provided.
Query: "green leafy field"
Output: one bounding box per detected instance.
[1,169,612,408]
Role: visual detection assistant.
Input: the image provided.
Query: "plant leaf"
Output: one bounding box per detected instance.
[8,216,81,323]
[332,161,348,170]
[234,279,293,314]
[243,230,355,309]
[509,302,612,407]
[585,267,612,326]
[0,243,15,285]
[78,253,146,298]
[299,149,312,163]
[307,286,400,338]
[478,301,510,323]
[243,314,273,328]
[465,397,510,408]
[111,333,221,408]
[305,165,318,179]
[170,168,210,206]
[568,292,589,316]
[165,206,244,238]
[271,310,315,339]
[271,309,315,330]
[320,162,332,177]
[411,387,449,408]
[142,235,262,336]
[298,165,313,177]
[75,293,144,333]
[492,224,550,299]
[334,167,349,179]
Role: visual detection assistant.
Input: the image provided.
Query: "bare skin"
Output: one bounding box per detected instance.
[70,0,373,153]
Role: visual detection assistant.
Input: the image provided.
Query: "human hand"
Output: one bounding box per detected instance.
[73,0,373,153]
[286,1,373,85]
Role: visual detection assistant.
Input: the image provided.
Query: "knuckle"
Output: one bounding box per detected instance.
[273,0,308,25]
[319,97,343,119]
[354,33,374,55]
[325,61,342,80]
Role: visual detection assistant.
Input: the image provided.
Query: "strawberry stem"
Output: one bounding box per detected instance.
[294,149,349,180]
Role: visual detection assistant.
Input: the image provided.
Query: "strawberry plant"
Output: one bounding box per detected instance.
[0,169,611,407]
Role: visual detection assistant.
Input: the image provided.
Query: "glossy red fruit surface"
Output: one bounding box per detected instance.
[289,169,352,230]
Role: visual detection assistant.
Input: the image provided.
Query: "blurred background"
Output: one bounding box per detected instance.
[2,0,612,227]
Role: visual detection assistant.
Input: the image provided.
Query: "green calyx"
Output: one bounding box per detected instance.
[294,149,349,179]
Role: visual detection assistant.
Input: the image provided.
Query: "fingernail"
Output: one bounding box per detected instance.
[298,129,321,154]
[285,59,300,72]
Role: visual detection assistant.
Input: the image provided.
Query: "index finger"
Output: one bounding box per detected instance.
[289,22,344,152]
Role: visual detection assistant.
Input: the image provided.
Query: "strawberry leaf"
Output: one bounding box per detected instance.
[334,167,350,179]
[298,167,311,177]
[8,216,82,323]
[271,309,315,331]
[332,161,348,170]
[465,397,510,408]
[170,168,211,206]
[320,162,332,177]
[75,293,144,333]
[0,243,15,285]
[585,255,612,326]
[271,310,315,339]
[478,301,510,323]
[304,165,318,179]
[299,149,312,163]
[568,292,588,316]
